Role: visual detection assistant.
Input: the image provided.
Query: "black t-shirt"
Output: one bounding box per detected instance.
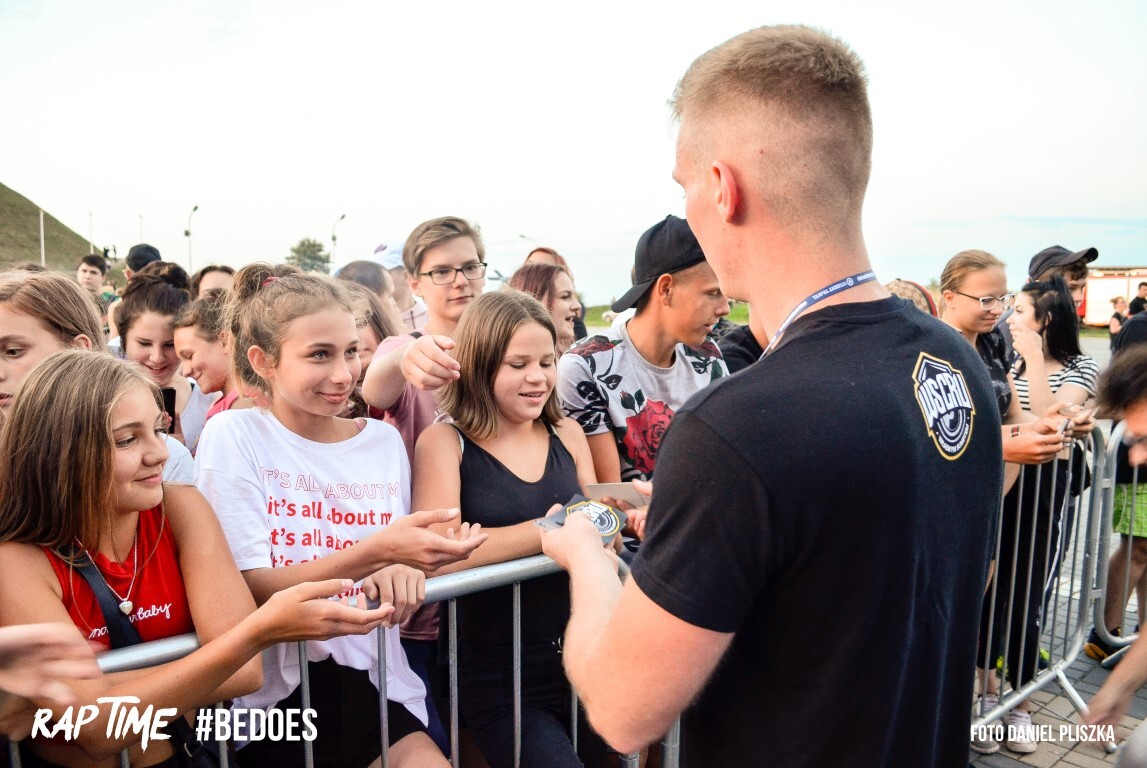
[455,426,578,648]
[630,298,1002,768]
[976,326,1012,422]
[716,323,765,374]
[1129,296,1147,317]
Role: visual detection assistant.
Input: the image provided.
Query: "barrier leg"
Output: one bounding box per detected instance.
[449,599,460,768]
[1053,667,1118,754]
[377,627,390,768]
[512,582,522,768]
[298,641,314,768]
[660,719,682,768]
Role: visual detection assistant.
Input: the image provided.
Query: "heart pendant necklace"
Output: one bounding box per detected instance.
[79,537,139,616]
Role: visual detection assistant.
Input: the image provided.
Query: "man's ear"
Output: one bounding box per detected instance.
[248,345,272,383]
[712,160,741,224]
[408,270,423,299]
[654,273,675,306]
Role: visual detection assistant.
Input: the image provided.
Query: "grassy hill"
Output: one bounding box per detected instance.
[0,182,102,273]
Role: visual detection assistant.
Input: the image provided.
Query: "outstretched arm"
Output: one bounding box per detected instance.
[541,514,731,753]
[415,423,533,574]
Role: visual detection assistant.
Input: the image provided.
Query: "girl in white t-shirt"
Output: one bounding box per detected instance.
[196,263,486,768]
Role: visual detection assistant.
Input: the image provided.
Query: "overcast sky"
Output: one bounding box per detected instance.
[3,0,1145,304]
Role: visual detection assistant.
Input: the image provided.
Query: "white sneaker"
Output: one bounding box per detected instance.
[970,693,1000,754]
[1005,709,1038,754]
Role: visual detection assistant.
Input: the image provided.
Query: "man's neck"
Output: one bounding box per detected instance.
[743,234,885,344]
[625,312,680,368]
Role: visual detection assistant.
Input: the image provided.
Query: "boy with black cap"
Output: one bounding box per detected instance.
[998,244,1098,350]
[107,243,162,341]
[557,214,728,483]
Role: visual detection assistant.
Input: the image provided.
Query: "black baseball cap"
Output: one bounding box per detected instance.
[126,243,162,272]
[1027,245,1098,281]
[611,215,707,313]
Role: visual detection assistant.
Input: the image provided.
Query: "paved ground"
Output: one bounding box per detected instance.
[969,653,1146,767]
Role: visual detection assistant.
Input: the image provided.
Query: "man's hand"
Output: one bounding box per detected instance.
[541,510,615,571]
[401,335,461,391]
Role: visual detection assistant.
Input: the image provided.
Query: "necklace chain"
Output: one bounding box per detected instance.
[77,536,139,615]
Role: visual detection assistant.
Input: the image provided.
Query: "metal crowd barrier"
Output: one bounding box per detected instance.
[971,428,1118,753]
[1091,420,1142,668]
[9,554,679,768]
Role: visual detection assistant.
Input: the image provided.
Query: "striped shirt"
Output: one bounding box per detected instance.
[1011,354,1098,412]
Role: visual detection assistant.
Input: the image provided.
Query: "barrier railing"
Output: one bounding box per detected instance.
[1091,420,1142,668]
[9,554,679,768]
[972,428,1118,754]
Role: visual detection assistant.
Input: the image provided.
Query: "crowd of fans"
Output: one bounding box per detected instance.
[3,21,1147,768]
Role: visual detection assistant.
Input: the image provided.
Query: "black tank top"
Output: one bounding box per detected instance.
[455,423,580,646]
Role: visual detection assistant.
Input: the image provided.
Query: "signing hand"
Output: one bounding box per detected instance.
[540,509,615,571]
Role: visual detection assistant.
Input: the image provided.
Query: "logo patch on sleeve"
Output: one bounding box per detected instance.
[913,352,975,460]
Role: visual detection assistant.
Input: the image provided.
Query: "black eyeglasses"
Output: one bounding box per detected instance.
[953,291,1014,311]
[417,262,487,285]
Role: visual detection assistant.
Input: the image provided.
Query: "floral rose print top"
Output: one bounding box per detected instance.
[557,320,727,481]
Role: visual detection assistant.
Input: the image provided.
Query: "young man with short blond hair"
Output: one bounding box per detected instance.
[541,25,1001,767]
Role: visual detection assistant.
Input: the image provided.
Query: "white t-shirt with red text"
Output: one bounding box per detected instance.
[195,408,426,722]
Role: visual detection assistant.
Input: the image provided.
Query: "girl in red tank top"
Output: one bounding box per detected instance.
[0,351,394,768]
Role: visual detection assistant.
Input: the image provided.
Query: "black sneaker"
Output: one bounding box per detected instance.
[1083,626,1121,661]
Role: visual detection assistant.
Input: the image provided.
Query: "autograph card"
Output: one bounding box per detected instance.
[584,482,646,508]
[535,495,627,544]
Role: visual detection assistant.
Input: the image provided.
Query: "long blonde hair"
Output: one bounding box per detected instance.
[0,351,159,549]
[0,270,107,352]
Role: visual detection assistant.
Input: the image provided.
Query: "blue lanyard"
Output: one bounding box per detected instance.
[762,271,877,356]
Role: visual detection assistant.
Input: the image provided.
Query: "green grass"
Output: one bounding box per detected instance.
[585,302,749,328]
[0,182,110,277]
[587,301,1109,337]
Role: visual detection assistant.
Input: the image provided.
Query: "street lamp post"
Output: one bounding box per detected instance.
[184,205,199,272]
[331,214,347,266]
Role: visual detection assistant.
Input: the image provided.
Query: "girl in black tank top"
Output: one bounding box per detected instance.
[412,292,607,768]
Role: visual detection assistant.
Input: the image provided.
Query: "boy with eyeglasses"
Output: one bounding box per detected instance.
[362,215,487,459]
